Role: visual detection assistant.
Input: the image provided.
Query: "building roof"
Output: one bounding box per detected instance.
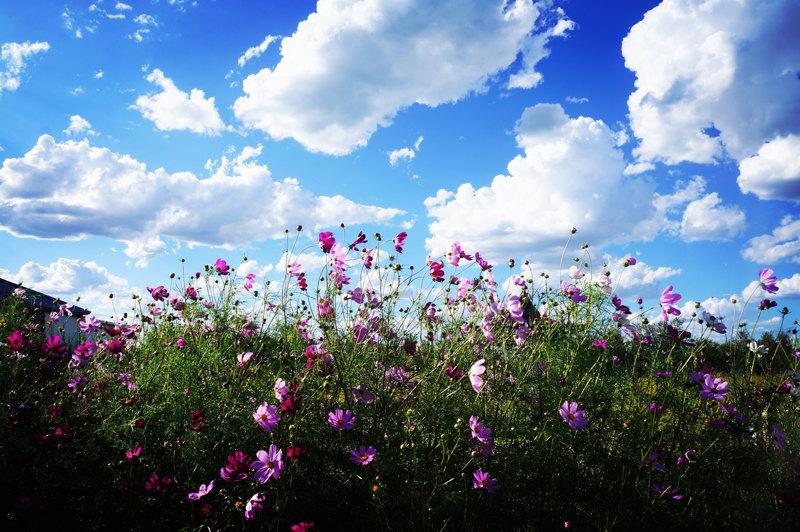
[0,277,90,316]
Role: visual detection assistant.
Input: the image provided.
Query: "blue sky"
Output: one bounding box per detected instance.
[0,0,798,329]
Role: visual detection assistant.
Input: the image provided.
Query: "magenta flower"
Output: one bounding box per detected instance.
[187,480,215,501]
[147,285,168,301]
[469,359,486,393]
[428,259,445,282]
[759,268,779,294]
[237,351,253,367]
[641,450,667,473]
[244,492,265,521]
[7,330,25,351]
[352,384,376,404]
[759,298,777,310]
[469,415,493,443]
[472,469,497,492]
[43,335,67,359]
[624,256,637,267]
[125,444,142,462]
[659,285,682,322]
[560,281,587,303]
[362,248,374,269]
[327,408,356,430]
[144,473,172,493]
[176,337,186,348]
[79,315,100,334]
[253,402,281,432]
[349,230,367,250]
[214,258,230,275]
[244,273,256,291]
[698,374,729,402]
[676,449,696,469]
[67,375,88,395]
[220,451,250,482]
[559,401,588,430]
[274,378,290,401]
[318,231,335,253]
[394,231,407,253]
[592,339,608,349]
[349,445,377,465]
[70,340,96,368]
[252,444,285,484]
[448,242,472,267]
[291,522,315,532]
[475,251,492,270]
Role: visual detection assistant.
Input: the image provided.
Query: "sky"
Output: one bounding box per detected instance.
[0,0,798,331]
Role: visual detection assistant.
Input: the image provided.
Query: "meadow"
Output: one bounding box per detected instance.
[1,228,798,530]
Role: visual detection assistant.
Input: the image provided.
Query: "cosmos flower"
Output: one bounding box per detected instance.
[698,374,729,402]
[187,480,215,501]
[7,330,25,351]
[144,473,172,493]
[394,231,407,253]
[449,242,472,267]
[349,446,377,466]
[244,273,256,291]
[472,469,497,492]
[560,281,587,303]
[125,444,142,462]
[469,416,493,443]
[469,359,486,393]
[759,268,778,294]
[429,259,445,282]
[327,409,356,430]
[352,384,376,404]
[220,451,250,482]
[79,315,100,334]
[318,231,336,253]
[214,258,230,276]
[147,285,168,301]
[659,285,682,322]
[237,352,253,367]
[349,230,367,250]
[244,492,265,521]
[559,401,588,430]
[274,378,290,401]
[253,402,281,432]
[252,444,285,484]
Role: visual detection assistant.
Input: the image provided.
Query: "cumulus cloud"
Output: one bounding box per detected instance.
[63,115,96,137]
[679,192,745,242]
[622,0,800,168]
[737,134,800,202]
[604,254,681,297]
[233,0,560,155]
[0,136,403,266]
[238,35,278,67]
[131,69,226,135]
[507,7,574,89]
[623,161,654,175]
[742,216,800,264]
[0,41,50,92]
[388,147,415,166]
[0,258,138,319]
[425,103,664,264]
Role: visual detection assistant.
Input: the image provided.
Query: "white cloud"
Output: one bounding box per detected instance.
[115,2,132,10]
[131,69,226,135]
[742,216,800,264]
[0,41,50,92]
[107,13,126,20]
[425,103,661,264]
[63,115,96,137]
[0,258,138,320]
[94,70,104,79]
[623,161,654,175]
[70,87,84,96]
[134,14,157,26]
[565,96,588,104]
[0,136,403,266]
[388,147,415,166]
[507,8,574,89]
[679,192,745,242]
[234,0,552,155]
[737,134,800,202]
[603,254,681,297]
[238,35,278,67]
[622,0,800,167]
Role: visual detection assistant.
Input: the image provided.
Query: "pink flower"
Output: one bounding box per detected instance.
[349,445,377,465]
[394,231,407,253]
[475,252,492,270]
[327,408,356,430]
[147,285,168,301]
[469,359,486,393]
[759,268,779,294]
[244,492,265,521]
[125,444,142,462]
[79,315,100,334]
[176,337,186,348]
[291,523,315,532]
[429,259,445,282]
[244,273,256,291]
[214,259,230,275]
[349,230,367,250]
[252,402,281,432]
[7,330,25,351]
[187,480,215,501]
[659,285,682,322]
[362,248,374,269]
[252,444,285,484]
[318,231,335,253]
[274,378,289,401]
[624,256,637,267]
[144,473,172,493]
[472,469,497,492]
[469,416,493,443]
[560,281,587,303]
[449,242,472,267]
[237,351,253,367]
[559,401,588,430]
[592,339,608,349]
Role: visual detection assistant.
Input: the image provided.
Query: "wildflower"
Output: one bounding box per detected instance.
[187,480,215,501]
[104,336,126,355]
[648,402,663,413]
[449,242,472,267]
[469,416,493,443]
[252,402,281,432]
[568,265,583,280]
[597,275,612,294]
[472,469,497,492]
[43,335,67,359]
[241,273,256,292]
[759,268,778,294]
[560,281,587,303]
[592,339,608,349]
[237,351,253,367]
[147,285,168,301]
[318,231,336,253]
[274,378,290,401]
[252,444,285,484]
[190,410,206,431]
[445,364,463,380]
[611,355,621,364]
[317,297,333,319]
[676,449,696,469]
[67,375,88,395]
[287,445,307,461]
[362,248,374,269]
[244,492,265,521]
[125,444,142,462]
[214,258,230,275]
[184,286,198,300]
[559,401,588,430]
[699,374,729,402]
[349,445,377,466]
[659,285,682,322]
[772,423,787,452]
[749,341,767,356]
[145,473,172,493]
[624,256,637,267]
[8,330,25,351]
[651,483,683,501]
[612,295,631,315]
[117,372,137,391]
[469,359,486,393]
[349,230,367,250]
[702,311,727,334]
[651,369,673,378]
[79,315,100,334]
[220,451,250,482]
[176,337,186,348]
[641,451,667,473]
[393,231,407,253]
[429,259,445,282]
[328,408,356,430]
[475,251,492,270]
[291,523,316,532]
[758,298,777,310]
[352,384,376,404]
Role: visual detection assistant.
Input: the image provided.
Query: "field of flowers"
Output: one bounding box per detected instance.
[1,229,798,530]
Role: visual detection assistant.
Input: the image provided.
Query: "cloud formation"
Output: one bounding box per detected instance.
[0,41,50,92]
